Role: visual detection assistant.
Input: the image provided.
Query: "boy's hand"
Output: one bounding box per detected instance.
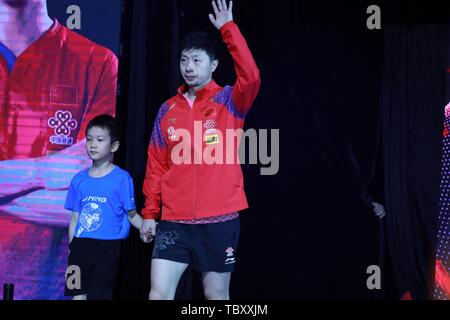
[140,219,157,243]
[209,0,233,30]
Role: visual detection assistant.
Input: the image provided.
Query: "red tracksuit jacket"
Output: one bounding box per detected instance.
[142,21,261,220]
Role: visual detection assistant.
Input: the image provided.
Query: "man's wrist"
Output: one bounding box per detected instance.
[219,20,234,32]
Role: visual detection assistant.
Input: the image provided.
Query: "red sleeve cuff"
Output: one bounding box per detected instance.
[142,209,160,220]
[219,20,236,33]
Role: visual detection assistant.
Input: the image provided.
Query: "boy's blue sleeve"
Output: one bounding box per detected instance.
[122,174,136,212]
[64,176,80,212]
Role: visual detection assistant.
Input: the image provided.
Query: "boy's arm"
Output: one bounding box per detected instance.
[129,210,154,243]
[127,210,143,230]
[68,212,79,244]
[210,0,261,116]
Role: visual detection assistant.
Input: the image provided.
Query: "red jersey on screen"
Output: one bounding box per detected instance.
[0,19,118,299]
[0,19,117,160]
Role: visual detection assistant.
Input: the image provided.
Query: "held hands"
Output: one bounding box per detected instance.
[209,0,233,30]
[140,219,157,243]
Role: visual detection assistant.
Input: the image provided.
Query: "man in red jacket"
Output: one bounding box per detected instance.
[141,0,260,300]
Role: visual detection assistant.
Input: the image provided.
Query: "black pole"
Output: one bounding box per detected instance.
[3,283,14,300]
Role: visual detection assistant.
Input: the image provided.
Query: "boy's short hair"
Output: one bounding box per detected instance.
[86,114,119,143]
[180,31,218,62]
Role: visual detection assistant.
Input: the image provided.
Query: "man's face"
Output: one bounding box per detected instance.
[180,49,218,91]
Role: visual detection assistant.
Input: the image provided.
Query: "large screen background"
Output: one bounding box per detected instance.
[0,0,122,299]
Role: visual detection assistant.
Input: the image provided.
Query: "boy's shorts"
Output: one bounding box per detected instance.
[152,218,240,273]
[65,237,122,299]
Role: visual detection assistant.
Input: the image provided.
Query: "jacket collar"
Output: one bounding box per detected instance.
[177,80,220,101]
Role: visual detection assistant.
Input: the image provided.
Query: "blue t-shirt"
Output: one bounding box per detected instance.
[65,166,136,240]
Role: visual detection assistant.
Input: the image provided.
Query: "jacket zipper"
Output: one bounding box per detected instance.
[189,99,196,217]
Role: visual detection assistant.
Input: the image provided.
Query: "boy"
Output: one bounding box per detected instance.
[141,0,261,300]
[64,115,144,300]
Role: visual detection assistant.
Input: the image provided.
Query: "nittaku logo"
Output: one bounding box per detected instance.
[48,110,77,145]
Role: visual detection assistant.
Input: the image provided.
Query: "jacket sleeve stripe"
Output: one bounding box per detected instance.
[150,103,170,148]
[213,86,246,120]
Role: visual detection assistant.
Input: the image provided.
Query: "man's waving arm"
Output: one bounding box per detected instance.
[209,0,261,117]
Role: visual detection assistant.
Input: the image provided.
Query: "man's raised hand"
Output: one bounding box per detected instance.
[209,0,233,30]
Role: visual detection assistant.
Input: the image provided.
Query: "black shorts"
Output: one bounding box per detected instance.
[64,237,122,299]
[152,218,240,273]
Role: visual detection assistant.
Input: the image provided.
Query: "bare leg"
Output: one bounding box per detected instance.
[202,271,231,300]
[149,259,189,300]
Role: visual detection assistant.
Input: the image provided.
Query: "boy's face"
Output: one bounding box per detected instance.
[86,126,118,162]
[180,49,218,91]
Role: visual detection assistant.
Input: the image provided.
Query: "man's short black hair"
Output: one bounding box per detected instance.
[180,31,218,62]
[86,114,119,143]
